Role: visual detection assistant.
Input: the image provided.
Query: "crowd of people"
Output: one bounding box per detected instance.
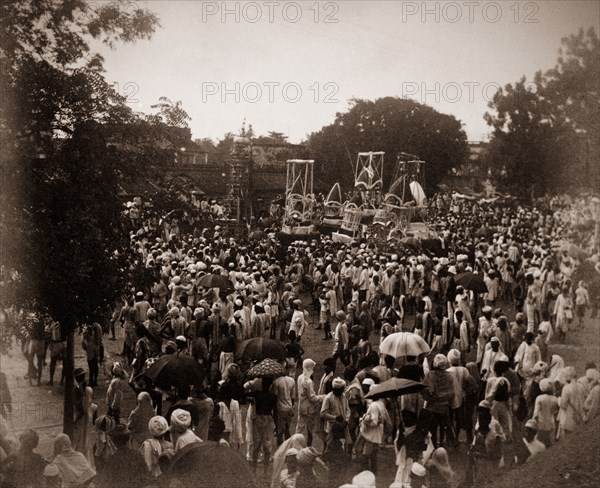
[1,192,599,488]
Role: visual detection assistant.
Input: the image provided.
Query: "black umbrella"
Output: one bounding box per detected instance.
[197,273,232,290]
[235,337,286,362]
[364,378,426,400]
[167,442,260,488]
[455,271,488,294]
[144,354,204,388]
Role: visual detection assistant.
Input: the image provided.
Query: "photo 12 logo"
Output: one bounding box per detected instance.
[201,2,340,23]
[401,81,537,104]
[400,1,540,23]
[112,82,140,104]
[201,81,340,104]
[1,402,63,424]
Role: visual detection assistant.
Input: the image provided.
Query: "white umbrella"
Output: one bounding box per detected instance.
[378,332,430,358]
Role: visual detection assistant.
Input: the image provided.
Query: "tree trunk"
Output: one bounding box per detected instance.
[63,329,74,439]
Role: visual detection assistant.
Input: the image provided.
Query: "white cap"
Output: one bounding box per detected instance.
[302,358,315,371]
[411,462,427,477]
[352,471,376,488]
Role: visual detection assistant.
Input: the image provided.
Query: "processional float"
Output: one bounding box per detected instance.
[375,154,430,241]
[278,159,318,242]
[332,151,385,244]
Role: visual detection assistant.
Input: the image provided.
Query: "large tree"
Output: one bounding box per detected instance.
[545,28,600,190]
[483,75,570,193]
[307,97,469,192]
[484,28,599,194]
[148,97,191,128]
[0,0,160,438]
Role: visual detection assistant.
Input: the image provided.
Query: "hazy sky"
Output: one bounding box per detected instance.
[94,0,599,143]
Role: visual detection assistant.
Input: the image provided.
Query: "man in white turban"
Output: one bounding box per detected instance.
[357,386,390,473]
[320,377,353,453]
[170,409,202,452]
[141,416,173,477]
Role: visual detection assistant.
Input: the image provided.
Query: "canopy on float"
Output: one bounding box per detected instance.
[325,183,343,206]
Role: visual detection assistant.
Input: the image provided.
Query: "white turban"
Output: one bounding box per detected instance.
[148,416,169,437]
[447,349,461,366]
[586,368,600,382]
[433,354,449,370]
[296,447,319,465]
[170,409,191,431]
[302,359,315,373]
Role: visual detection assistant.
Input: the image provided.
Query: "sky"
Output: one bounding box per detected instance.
[93,0,600,143]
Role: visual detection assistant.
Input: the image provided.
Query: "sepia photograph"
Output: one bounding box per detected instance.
[0,1,599,487]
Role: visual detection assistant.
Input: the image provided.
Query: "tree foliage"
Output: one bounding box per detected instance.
[0,0,158,135]
[267,131,288,143]
[17,124,132,328]
[194,137,218,154]
[483,76,569,192]
[1,0,160,323]
[148,97,191,128]
[484,28,599,194]
[545,28,600,138]
[252,132,290,146]
[0,0,161,436]
[307,97,469,192]
[104,121,195,181]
